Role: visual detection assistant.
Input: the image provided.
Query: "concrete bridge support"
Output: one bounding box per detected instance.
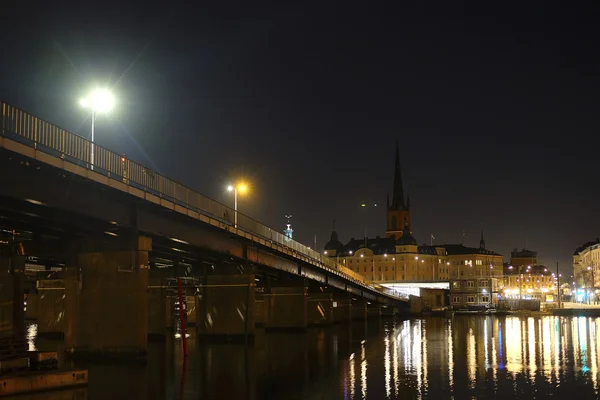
[196,274,255,339]
[307,292,333,326]
[255,293,265,327]
[333,293,352,323]
[351,298,368,321]
[0,256,25,342]
[147,268,170,341]
[381,305,398,317]
[36,280,67,338]
[367,303,382,318]
[25,291,38,320]
[264,286,307,331]
[64,235,151,360]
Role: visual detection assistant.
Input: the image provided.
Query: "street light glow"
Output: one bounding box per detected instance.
[228,182,248,193]
[80,88,115,113]
[226,181,250,228]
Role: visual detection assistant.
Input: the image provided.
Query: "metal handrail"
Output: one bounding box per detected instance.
[0,102,405,301]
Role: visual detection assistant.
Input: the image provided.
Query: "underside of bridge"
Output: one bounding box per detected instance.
[0,142,409,360]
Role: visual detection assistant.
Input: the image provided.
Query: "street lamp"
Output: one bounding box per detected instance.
[79,88,115,170]
[227,182,248,228]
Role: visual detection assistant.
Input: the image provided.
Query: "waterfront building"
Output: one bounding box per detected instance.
[573,239,600,302]
[324,145,503,288]
[449,277,501,309]
[502,263,556,302]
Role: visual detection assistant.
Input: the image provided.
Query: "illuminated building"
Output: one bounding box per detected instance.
[502,264,556,302]
[324,145,503,293]
[573,239,600,302]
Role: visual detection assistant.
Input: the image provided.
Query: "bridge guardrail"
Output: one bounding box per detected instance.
[1,102,404,301]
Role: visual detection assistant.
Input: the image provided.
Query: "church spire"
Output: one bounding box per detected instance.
[480,228,485,249]
[391,142,405,210]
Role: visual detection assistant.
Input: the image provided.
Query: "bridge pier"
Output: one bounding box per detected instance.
[381,304,398,317]
[333,293,352,323]
[351,298,368,321]
[264,286,307,331]
[367,303,382,318]
[0,256,25,343]
[147,268,170,341]
[196,274,255,340]
[64,235,151,360]
[306,292,333,326]
[36,279,67,338]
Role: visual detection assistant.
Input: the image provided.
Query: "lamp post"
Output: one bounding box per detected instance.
[79,88,115,170]
[227,182,248,228]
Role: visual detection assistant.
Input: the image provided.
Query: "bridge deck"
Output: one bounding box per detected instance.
[0,102,405,302]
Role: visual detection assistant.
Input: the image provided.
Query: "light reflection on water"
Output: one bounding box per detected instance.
[24,316,600,399]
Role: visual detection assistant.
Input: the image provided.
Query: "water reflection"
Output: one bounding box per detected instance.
[23,316,600,399]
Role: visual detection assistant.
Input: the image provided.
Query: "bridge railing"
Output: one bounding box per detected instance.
[0,102,405,300]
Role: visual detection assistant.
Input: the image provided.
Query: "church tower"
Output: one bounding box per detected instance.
[386,143,411,240]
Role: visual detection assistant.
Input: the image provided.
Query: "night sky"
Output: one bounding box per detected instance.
[1,2,599,273]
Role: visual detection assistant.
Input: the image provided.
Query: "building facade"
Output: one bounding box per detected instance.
[502,263,556,302]
[449,277,501,309]
[324,144,503,286]
[573,239,600,303]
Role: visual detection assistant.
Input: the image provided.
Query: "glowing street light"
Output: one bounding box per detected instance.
[79,88,115,170]
[227,182,248,228]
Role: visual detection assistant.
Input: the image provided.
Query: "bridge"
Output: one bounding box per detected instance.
[0,102,409,359]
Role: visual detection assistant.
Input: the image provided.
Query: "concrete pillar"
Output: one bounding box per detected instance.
[0,260,16,339]
[307,293,333,326]
[36,279,67,338]
[381,305,398,318]
[367,303,381,318]
[25,292,38,320]
[333,294,352,323]
[147,268,169,341]
[197,274,255,339]
[0,256,25,357]
[264,286,307,331]
[409,295,423,316]
[255,293,265,327]
[352,298,368,321]
[64,236,150,360]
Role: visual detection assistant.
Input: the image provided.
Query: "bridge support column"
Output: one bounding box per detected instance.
[36,279,67,338]
[0,256,25,343]
[410,295,423,316]
[147,268,170,341]
[333,293,352,323]
[255,293,265,327]
[381,305,398,318]
[25,291,38,320]
[64,236,151,360]
[307,293,333,326]
[367,303,381,318]
[351,298,368,321]
[197,274,255,339]
[264,287,307,331]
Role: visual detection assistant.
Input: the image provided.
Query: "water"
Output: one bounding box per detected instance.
[18,316,600,399]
